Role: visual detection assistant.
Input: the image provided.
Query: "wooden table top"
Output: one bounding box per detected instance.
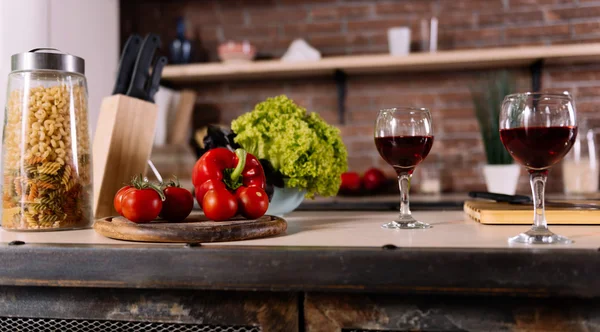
[2,210,599,249]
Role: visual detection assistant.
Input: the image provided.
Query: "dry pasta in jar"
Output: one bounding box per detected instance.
[2,50,92,231]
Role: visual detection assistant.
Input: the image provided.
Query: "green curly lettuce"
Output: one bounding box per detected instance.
[231,95,348,198]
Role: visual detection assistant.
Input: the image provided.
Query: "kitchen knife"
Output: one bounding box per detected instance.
[145,56,167,103]
[112,34,142,95]
[126,34,161,101]
[468,191,531,204]
[468,191,600,210]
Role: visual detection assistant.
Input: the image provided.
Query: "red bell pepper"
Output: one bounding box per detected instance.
[192,147,266,209]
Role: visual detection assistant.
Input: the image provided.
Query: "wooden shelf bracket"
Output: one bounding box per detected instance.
[334,69,347,124]
[530,59,544,92]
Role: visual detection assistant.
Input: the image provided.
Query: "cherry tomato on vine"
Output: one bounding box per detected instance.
[160,181,194,222]
[235,187,269,219]
[114,185,134,215]
[121,188,163,223]
[203,188,238,221]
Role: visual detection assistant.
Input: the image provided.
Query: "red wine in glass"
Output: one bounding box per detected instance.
[375,136,434,174]
[500,92,577,245]
[374,107,434,229]
[500,126,577,170]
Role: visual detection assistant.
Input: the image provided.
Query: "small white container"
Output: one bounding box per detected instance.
[483,164,521,195]
[416,161,442,195]
[387,27,411,56]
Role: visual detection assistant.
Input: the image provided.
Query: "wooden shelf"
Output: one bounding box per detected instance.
[162,43,600,83]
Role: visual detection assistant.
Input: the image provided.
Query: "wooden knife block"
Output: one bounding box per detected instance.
[93,94,158,218]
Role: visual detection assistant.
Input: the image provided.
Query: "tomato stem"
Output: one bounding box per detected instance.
[160,176,181,189]
[148,182,166,201]
[130,173,166,201]
[131,174,145,188]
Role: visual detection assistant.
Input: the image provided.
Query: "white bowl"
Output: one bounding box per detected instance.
[218,41,256,63]
[266,187,306,217]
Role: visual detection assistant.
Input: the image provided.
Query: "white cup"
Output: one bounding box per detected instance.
[388,27,411,56]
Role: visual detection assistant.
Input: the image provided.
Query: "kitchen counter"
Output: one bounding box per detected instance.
[1,211,600,331]
[1,210,600,292]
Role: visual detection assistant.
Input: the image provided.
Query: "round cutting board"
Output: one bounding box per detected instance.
[94,212,287,243]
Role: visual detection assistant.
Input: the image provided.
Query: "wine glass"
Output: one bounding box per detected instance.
[375,107,434,229]
[500,92,577,244]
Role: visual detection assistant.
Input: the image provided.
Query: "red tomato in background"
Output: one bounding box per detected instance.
[363,167,386,192]
[236,187,269,219]
[340,172,362,193]
[203,189,238,221]
[121,188,163,223]
[160,186,194,222]
[113,185,134,215]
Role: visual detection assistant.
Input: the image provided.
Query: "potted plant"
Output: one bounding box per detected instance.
[471,71,520,195]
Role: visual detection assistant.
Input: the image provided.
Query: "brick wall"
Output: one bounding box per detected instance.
[121,0,600,193]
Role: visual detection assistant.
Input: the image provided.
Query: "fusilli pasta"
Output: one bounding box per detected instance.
[2,83,92,230]
[37,162,61,175]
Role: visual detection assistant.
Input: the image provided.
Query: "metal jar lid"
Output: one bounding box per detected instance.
[11,48,84,75]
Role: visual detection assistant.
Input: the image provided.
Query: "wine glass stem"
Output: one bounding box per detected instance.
[530,171,548,229]
[398,172,412,218]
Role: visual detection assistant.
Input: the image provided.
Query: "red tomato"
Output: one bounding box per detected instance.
[113,185,134,215]
[340,172,361,193]
[363,167,386,191]
[203,189,238,221]
[121,188,163,223]
[236,187,269,219]
[160,186,194,222]
[195,179,226,208]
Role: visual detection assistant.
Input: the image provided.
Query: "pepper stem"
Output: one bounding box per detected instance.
[230,149,247,182]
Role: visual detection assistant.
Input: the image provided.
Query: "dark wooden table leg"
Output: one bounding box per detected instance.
[304,292,600,332]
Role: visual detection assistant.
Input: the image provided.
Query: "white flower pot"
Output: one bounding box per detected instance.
[483,164,521,195]
[266,187,306,217]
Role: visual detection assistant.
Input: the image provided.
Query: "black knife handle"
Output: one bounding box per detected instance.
[468,191,532,204]
[112,35,142,95]
[146,56,168,103]
[126,34,161,101]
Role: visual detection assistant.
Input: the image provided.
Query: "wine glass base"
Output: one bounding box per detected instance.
[382,220,432,229]
[508,227,573,245]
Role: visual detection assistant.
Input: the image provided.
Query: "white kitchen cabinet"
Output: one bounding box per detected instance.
[0,0,119,137]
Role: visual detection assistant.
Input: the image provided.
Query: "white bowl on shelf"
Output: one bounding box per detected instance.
[218,41,256,63]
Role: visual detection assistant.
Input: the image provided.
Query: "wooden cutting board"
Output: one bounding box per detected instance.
[464,200,600,225]
[94,212,287,243]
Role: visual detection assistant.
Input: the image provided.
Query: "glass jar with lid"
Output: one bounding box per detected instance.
[562,116,599,195]
[1,48,92,230]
